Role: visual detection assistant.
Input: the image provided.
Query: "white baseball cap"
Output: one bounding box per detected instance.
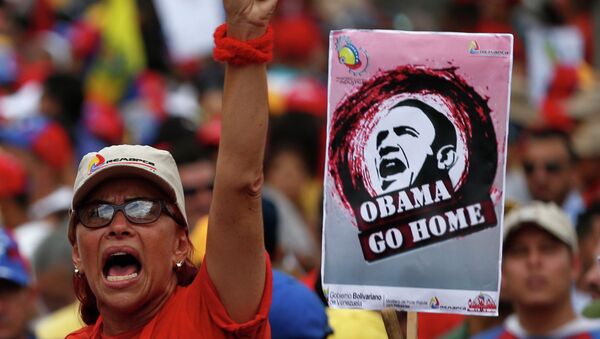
[503,201,577,252]
[67,145,187,244]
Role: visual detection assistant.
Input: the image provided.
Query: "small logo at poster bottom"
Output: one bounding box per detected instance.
[467,293,497,313]
[429,296,440,309]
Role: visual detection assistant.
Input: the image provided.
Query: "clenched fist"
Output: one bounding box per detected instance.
[224,0,278,40]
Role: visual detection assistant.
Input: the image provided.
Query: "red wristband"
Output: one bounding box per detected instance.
[213,23,274,66]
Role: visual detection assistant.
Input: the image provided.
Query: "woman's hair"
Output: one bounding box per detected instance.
[74,272,99,325]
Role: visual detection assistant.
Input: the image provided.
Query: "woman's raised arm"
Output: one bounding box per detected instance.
[204,0,277,323]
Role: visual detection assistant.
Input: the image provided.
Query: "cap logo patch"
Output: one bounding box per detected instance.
[88,154,106,174]
[87,154,157,175]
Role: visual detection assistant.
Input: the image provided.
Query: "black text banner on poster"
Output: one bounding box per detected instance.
[358,197,497,261]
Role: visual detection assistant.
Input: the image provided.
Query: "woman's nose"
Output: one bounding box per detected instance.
[107,210,133,237]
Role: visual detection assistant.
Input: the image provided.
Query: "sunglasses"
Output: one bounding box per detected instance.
[75,199,177,228]
[183,183,214,196]
[522,161,565,175]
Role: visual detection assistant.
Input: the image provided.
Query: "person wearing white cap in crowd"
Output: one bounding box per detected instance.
[474,202,600,338]
[65,0,278,337]
[519,128,584,225]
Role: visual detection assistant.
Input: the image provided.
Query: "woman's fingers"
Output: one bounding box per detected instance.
[223,0,278,40]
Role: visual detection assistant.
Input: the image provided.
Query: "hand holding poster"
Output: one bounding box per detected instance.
[322,30,513,315]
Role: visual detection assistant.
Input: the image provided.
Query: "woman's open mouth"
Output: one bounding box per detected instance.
[103,251,142,283]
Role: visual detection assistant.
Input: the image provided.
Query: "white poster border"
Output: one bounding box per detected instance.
[324,283,500,316]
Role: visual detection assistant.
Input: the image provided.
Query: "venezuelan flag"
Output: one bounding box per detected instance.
[84,0,146,104]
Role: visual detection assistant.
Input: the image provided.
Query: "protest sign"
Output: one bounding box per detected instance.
[322,30,513,315]
[525,26,584,106]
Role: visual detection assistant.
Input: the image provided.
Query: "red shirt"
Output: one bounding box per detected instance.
[66,258,272,339]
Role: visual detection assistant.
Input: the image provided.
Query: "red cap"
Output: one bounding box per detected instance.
[0,152,26,199]
[69,21,100,60]
[83,100,124,144]
[285,77,327,117]
[31,122,74,170]
[273,15,323,63]
[197,116,221,147]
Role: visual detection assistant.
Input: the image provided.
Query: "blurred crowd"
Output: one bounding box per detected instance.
[0,0,598,338]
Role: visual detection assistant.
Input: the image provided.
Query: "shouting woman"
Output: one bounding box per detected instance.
[66,0,277,337]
